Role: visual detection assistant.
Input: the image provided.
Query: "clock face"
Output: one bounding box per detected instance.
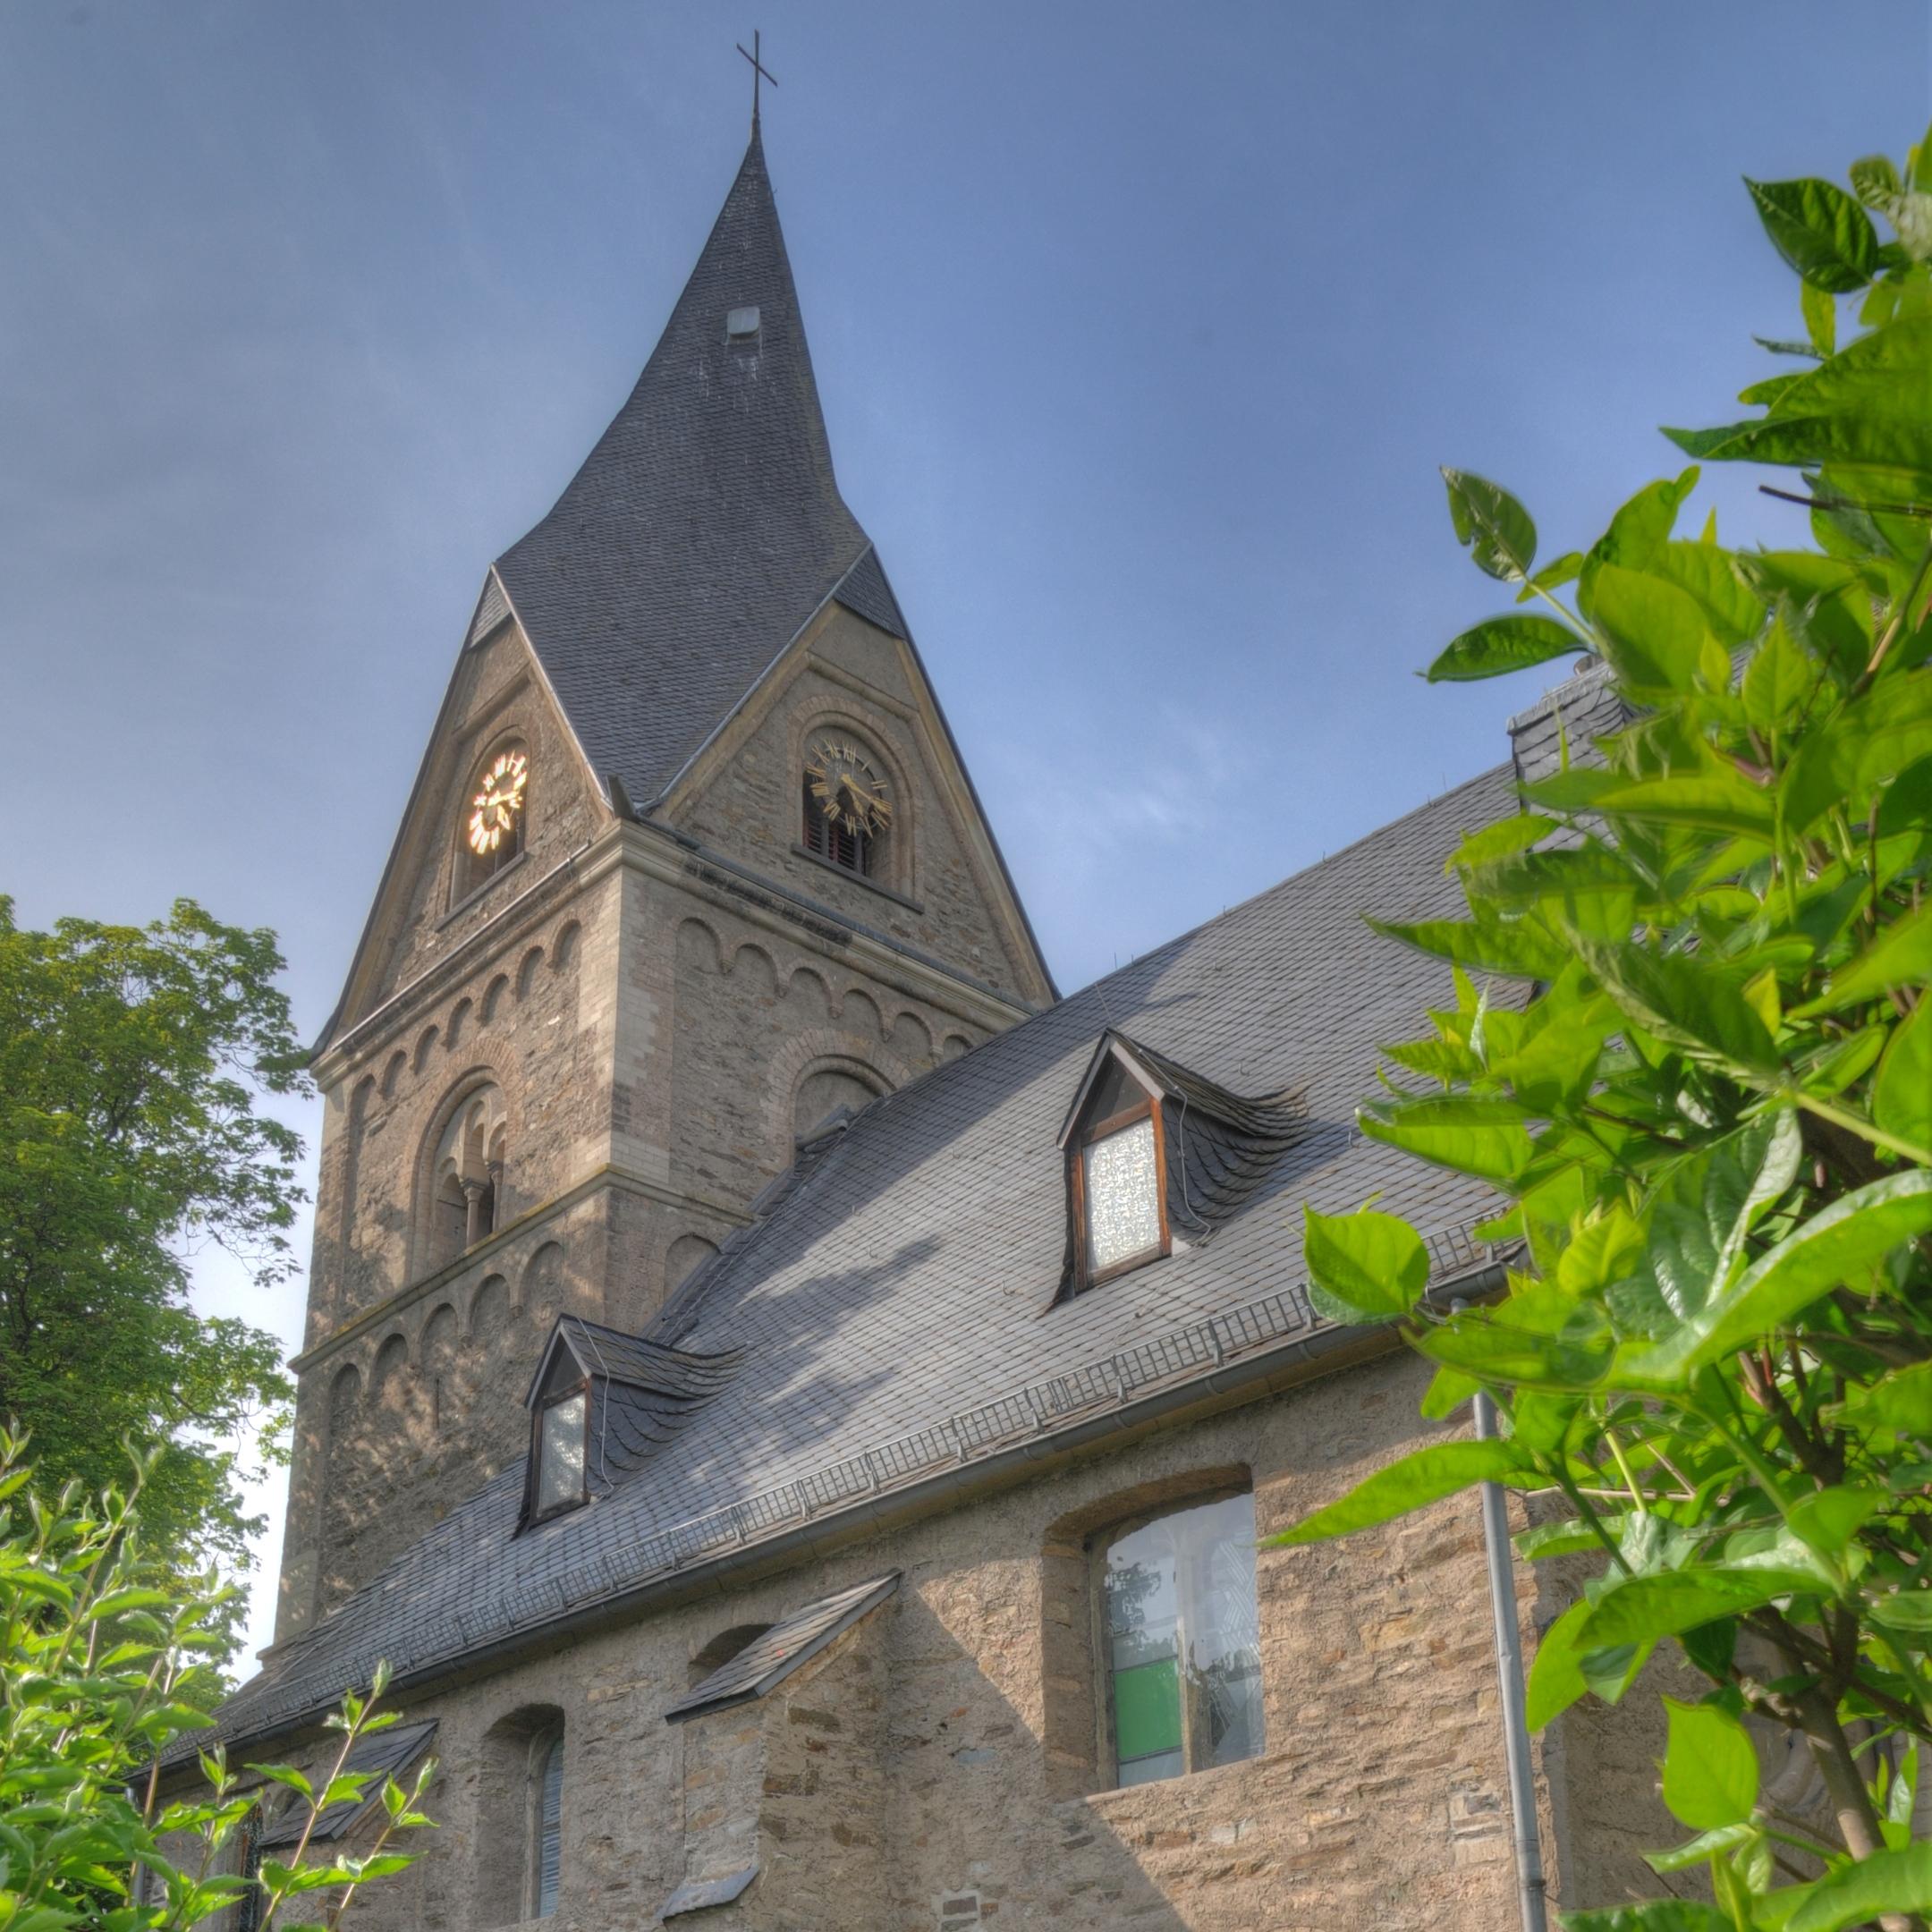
[805,738,892,835]
[468,749,530,855]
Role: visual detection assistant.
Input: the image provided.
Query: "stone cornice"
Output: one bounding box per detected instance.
[290,1163,753,1372]
[589,818,1036,1037]
[311,846,594,1089]
[314,812,1033,1095]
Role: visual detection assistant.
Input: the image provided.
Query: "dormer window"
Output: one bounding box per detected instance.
[1059,1045,1171,1294]
[533,1386,588,1519]
[517,1315,743,1533]
[1054,1031,1309,1305]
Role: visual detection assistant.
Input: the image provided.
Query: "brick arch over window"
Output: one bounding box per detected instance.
[791,706,912,893]
[763,1029,910,1157]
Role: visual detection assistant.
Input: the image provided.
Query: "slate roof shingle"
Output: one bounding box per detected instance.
[664,1572,900,1722]
[193,761,1521,1762]
[492,126,902,812]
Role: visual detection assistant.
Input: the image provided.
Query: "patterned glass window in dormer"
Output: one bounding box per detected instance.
[1083,1118,1162,1274]
[534,1389,587,1519]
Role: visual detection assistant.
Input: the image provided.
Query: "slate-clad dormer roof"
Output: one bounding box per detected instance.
[492,125,905,810]
[1051,1030,1309,1300]
[525,1316,741,1498]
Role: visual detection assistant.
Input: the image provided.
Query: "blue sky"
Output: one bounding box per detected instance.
[6,2,1928,1663]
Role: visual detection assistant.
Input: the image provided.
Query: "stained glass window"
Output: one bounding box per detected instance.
[535,1732,564,1915]
[1083,1116,1162,1274]
[1103,1490,1265,1788]
[535,1391,586,1517]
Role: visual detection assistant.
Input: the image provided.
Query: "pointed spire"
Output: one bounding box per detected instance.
[494,129,904,810]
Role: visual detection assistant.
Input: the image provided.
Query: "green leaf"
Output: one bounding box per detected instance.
[1830,1360,1932,1436]
[1367,911,1570,979]
[1569,933,1783,1075]
[1659,1696,1758,1830]
[1441,468,1538,581]
[1784,1485,1881,1559]
[1665,318,1932,479]
[1519,1613,1636,1724]
[1589,564,1712,694]
[1444,813,1562,875]
[1796,899,1932,1013]
[1517,551,1583,600]
[1578,470,1699,621]
[1426,613,1580,683]
[1784,1837,1932,1932]
[1874,997,1932,1148]
[1588,770,1777,843]
[1357,1097,1536,1183]
[1561,1906,1732,1932]
[1850,154,1902,211]
[1646,1822,1758,1875]
[1782,668,1932,833]
[1619,1170,1932,1384]
[1657,541,1765,646]
[1877,752,1932,837]
[1747,176,1881,292]
[1871,1591,1932,1633]
[1801,278,1837,357]
[1579,1566,1824,1650]
[1741,613,1817,729]
[1267,1440,1537,1547]
[1302,1206,1429,1322]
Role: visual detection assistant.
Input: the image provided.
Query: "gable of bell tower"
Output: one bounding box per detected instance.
[272,130,1053,1648]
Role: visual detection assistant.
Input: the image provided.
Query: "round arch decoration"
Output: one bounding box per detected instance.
[762,1027,911,1158]
[411,1064,520,1281]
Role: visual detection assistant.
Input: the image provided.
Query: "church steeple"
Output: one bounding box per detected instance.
[492,129,906,816]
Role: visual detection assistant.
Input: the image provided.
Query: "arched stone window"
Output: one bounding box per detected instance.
[424,1083,508,1273]
[1039,1469,1263,1800]
[456,740,530,902]
[793,1058,888,1142]
[1099,1488,1264,1789]
[478,1708,565,1926]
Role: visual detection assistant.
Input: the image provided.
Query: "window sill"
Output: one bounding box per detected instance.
[440,850,529,928]
[789,843,923,915]
[1083,1750,1276,1808]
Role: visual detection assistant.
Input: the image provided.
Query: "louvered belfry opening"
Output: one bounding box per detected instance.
[802,774,874,876]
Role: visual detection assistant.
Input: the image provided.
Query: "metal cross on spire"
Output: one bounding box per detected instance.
[736,30,777,131]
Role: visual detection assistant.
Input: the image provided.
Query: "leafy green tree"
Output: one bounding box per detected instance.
[0,1433,435,1930]
[1275,128,1932,1928]
[0,897,307,1624]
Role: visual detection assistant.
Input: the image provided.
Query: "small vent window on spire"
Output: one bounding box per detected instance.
[724,305,760,341]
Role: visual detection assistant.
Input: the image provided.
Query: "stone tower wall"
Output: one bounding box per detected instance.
[277,614,1038,1643]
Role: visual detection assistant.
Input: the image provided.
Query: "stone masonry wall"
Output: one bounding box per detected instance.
[238,1349,1673,1932]
[669,607,1039,1005]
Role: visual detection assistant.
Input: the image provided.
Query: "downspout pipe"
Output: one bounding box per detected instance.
[1466,1343,1549,1932]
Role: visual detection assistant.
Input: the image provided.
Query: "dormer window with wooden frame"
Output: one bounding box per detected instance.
[516,1314,744,1534]
[1059,1044,1171,1293]
[521,1335,590,1530]
[1054,1030,1310,1305]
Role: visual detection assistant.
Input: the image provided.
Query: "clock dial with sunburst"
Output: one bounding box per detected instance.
[468,749,530,855]
[804,739,891,835]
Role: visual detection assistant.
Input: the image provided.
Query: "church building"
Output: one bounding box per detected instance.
[186,119,1672,1929]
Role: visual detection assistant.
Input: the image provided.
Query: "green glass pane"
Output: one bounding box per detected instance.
[1114,1657,1182,1761]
